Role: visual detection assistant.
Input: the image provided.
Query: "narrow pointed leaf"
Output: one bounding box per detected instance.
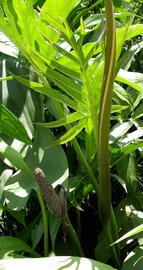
[13,76,85,112]
[51,60,81,80]
[48,119,86,147]
[36,112,85,128]
[113,224,143,245]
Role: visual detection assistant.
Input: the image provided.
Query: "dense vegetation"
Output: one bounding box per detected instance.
[1,0,143,269]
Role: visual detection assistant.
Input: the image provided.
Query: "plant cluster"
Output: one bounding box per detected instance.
[1,1,143,270]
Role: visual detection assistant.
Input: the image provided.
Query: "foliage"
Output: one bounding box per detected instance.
[0,256,117,270]
[0,0,143,270]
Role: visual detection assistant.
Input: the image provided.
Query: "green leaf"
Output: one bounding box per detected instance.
[111,174,127,192]
[49,214,61,249]
[48,118,86,146]
[0,236,39,259]
[116,24,143,61]
[47,41,80,65]
[44,65,83,103]
[0,169,13,200]
[13,76,84,112]
[85,118,96,160]
[0,32,19,58]
[126,153,137,195]
[113,224,143,245]
[132,103,143,119]
[0,75,14,82]
[42,0,78,20]
[122,246,143,270]
[31,219,43,249]
[113,83,132,105]
[118,129,143,146]
[1,56,43,140]
[116,69,143,93]
[110,140,143,166]
[36,112,85,128]
[51,60,81,80]
[110,121,133,144]
[0,104,31,144]
[111,105,129,113]
[4,127,69,210]
[0,140,31,172]
[122,140,143,155]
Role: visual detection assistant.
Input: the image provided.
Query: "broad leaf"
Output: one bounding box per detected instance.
[0,236,39,259]
[0,140,31,172]
[122,246,143,270]
[116,69,143,93]
[42,0,78,19]
[0,256,117,270]
[4,126,69,210]
[0,104,31,144]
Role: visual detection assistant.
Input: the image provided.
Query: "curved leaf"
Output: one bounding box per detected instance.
[36,112,85,128]
[0,104,31,144]
[0,236,39,259]
[116,69,143,93]
[4,127,69,210]
[0,140,31,172]
[47,118,86,147]
[0,256,117,270]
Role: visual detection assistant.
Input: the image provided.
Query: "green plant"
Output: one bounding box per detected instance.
[1,0,143,269]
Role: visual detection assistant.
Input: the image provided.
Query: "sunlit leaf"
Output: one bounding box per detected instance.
[111,105,129,113]
[0,140,31,172]
[36,112,85,128]
[0,104,31,144]
[13,75,85,112]
[0,256,117,269]
[113,224,143,245]
[47,119,86,147]
[116,69,143,93]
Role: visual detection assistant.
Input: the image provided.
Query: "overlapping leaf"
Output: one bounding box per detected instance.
[0,104,31,144]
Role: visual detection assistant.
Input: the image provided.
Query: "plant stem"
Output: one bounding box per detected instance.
[72,131,121,266]
[76,209,81,240]
[36,189,49,257]
[66,216,84,257]
[106,221,121,268]
[98,0,116,225]
[97,0,121,267]
[72,138,99,192]
[110,207,121,260]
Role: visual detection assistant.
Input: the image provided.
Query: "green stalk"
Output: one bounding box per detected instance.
[36,189,49,257]
[66,216,84,257]
[98,0,116,225]
[97,1,121,268]
[73,137,120,266]
[76,209,81,240]
[106,222,120,267]
[72,138,99,192]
